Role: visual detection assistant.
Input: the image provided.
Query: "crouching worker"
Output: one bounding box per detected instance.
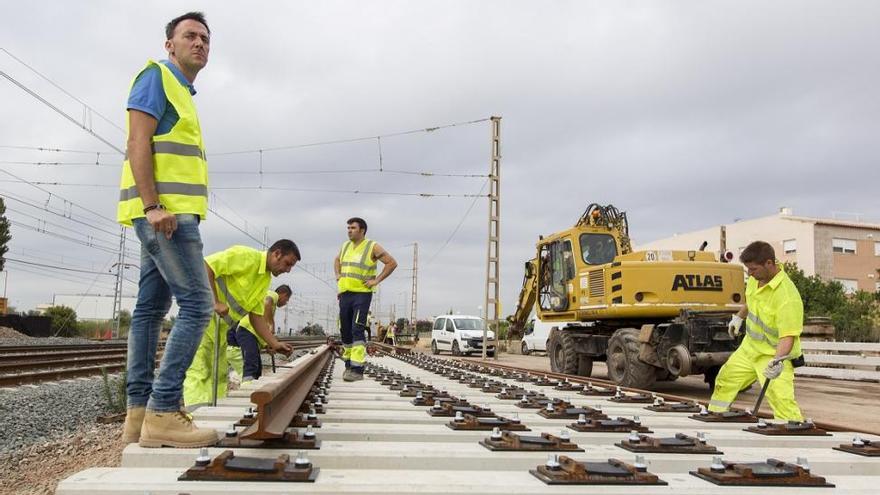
[183,240,299,410]
[709,240,804,421]
[236,285,292,384]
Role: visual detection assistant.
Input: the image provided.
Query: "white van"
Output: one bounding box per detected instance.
[431,315,495,357]
[520,319,554,355]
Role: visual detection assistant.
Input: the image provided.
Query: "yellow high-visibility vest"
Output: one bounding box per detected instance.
[337,239,377,293]
[205,246,270,324]
[742,266,803,359]
[117,60,208,225]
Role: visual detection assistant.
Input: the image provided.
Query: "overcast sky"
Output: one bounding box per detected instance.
[1,1,878,329]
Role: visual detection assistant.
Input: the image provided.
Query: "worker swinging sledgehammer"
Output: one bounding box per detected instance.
[709,241,805,421]
[183,241,299,410]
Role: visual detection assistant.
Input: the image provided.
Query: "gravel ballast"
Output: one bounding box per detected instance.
[0,374,122,454]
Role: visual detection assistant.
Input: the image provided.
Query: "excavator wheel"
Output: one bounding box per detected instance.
[607,328,656,388]
[549,331,592,376]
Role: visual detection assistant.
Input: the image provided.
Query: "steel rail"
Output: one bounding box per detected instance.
[0,344,129,354]
[0,349,129,361]
[0,363,127,387]
[405,351,880,437]
[240,344,332,441]
[0,354,128,372]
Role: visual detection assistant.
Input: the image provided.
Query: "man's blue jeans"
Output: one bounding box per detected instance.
[126,214,213,412]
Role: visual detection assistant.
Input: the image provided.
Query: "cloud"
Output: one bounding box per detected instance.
[1,1,878,326]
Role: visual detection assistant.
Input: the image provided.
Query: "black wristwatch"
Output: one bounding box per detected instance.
[142,203,166,214]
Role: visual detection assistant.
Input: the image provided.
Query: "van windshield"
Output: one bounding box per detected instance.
[454,319,485,330]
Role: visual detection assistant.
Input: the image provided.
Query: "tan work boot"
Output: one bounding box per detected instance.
[121,406,146,443]
[139,410,218,448]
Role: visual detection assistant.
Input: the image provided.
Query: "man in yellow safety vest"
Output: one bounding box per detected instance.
[709,240,805,420]
[182,241,299,410]
[119,12,218,449]
[334,217,397,381]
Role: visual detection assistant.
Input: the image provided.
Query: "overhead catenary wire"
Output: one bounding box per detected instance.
[1,49,272,251]
[0,179,491,198]
[6,257,116,276]
[0,144,119,155]
[211,118,491,156]
[1,48,126,135]
[426,179,489,266]
[6,265,119,292]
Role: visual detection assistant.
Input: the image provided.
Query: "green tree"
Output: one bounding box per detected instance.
[45,305,78,337]
[0,198,10,271]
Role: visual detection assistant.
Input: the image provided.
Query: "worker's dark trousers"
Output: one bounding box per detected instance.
[235,328,263,381]
[339,291,372,373]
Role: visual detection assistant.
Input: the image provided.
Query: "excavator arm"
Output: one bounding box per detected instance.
[509,258,538,333]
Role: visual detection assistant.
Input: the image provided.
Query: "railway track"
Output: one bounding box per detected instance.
[56,345,880,494]
[0,336,327,387]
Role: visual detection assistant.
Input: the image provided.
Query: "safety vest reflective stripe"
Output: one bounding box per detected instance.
[119,182,208,201]
[124,141,205,160]
[352,340,366,347]
[709,399,731,408]
[338,240,377,293]
[216,277,247,320]
[747,312,779,338]
[340,261,374,270]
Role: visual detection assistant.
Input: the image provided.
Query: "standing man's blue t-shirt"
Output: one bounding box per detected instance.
[126,60,196,135]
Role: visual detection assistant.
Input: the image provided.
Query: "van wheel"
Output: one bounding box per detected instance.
[487,351,495,358]
[431,340,440,355]
[521,341,531,356]
[452,341,462,356]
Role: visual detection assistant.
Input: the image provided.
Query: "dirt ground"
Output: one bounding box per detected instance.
[441,350,880,433]
[0,423,125,495]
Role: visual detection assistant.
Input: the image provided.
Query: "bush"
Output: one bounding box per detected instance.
[785,262,880,342]
[100,368,127,414]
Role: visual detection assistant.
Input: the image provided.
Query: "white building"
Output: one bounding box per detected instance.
[638,208,880,294]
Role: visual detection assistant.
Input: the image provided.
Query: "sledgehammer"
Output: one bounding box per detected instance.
[750,377,771,416]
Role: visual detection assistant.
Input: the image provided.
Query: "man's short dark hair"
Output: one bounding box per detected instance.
[269,239,301,260]
[740,241,776,265]
[347,217,367,233]
[275,284,292,296]
[166,12,210,39]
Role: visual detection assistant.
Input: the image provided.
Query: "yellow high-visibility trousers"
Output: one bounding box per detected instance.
[183,317,229,410]
[708,343,803,421]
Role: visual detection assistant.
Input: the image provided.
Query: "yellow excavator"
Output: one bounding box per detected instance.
[510,204,746,389]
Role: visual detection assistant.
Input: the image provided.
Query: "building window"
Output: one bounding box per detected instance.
[832,238,857,254]
[875,241,880,256]
[783,239,797,254]
[835,278,858,294]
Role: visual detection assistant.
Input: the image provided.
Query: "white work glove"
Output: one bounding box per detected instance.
[763,359,783,380]
[728,315,743,339]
